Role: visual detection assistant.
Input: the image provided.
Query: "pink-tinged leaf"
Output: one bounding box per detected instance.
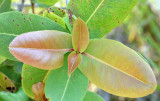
[72,18,89,52]
[68,51,82,75]
[9,30,72,70]
[32,82,48,101]
[79,39,157,98]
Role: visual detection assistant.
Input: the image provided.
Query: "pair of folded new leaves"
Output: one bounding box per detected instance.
[9,18,157,98]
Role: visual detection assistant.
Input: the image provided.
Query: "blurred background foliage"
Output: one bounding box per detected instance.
[0,0,160,101]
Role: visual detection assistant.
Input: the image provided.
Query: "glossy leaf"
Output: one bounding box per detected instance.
[0,72,16,92]
[48,6,66,17]
[0,87,32,101]
[0,0,11,13]
[72,18,89,52]
[43,10,66,28]
[79,39,157,98]
[0,33,17,60]
[68,51,82,75]
[35,0,59,5]
[22,64,48,99]
[45,55,89,101]
[9,30,72,70]
[67,0,138,38]
[32,82,48,101]
[0,11,67,35]
[83,91,104,101]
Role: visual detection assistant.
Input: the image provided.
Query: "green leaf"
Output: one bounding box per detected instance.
[9,30,72,70]
[0,11,67,35]
[0,0,11,13]
[0,60,22,88]
[0,11,67,60]
[67,0,138,38]
[0,33,17,60]
[22,64,48,99]
[83,91,104,101]
[43,10,66,28]
[45,55,89,101]
[0,87,33,101]
[79,39,157,98]
[48,6,66,17]
[0,72,15,92]
[35,0,59,5]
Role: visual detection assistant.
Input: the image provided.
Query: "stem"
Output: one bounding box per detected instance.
[31,0,35,14]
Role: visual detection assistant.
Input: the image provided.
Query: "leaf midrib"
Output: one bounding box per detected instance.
[86,0,105,24]
[60,75,71,101]
[9,47,73,52]
[84,52,152,88]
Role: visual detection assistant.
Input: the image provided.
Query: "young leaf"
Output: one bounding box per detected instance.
[68,51,82,75]
[83,91,104,101]
[45,55,89,101]
[0,0,11,13]
[79,39,157,98]
[9,30,72,70]
[32,82,48,101]
[0,72,16,92]
[22,64,49,99]
[0,11,67,35]
[72,18,89,52]
[67,0,138,38]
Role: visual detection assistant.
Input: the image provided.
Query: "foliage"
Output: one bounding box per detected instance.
[0,0,159,101]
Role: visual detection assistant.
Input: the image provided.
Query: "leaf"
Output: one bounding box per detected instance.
[9,30,72,70]
[0,60,22,88]
[35,0,59,5]
[22,64,48,99]
[79,39,157,98]
[0,11,67,35]
[43,10,66,28]
[32,82,48,101]
[72,18,89,52]
[0,0,11,13]
[0,33,17,60]
[67,0,138,38]
[0,11,67,60]
[48,6,66,17]
[0,87,33,101]
[83,91,104,101]
[45,55,89,101]
[0,72,16,92]
[68,51,82,75]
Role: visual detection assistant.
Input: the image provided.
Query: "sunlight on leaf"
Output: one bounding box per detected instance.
[79,39,157,98]
[72,18,89,52]
[9,30,72,70]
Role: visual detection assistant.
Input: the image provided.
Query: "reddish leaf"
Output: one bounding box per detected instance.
[32,82,48,101]
[68,51,82,75]
[72,18,89,52]
[9,30,72,70]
